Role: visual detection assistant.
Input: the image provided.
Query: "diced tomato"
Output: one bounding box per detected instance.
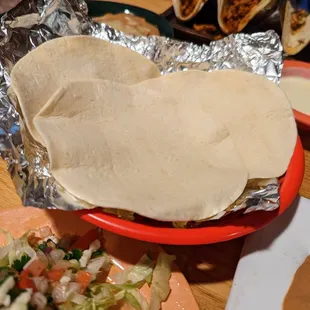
[76,270,91,293]
[47,269,65,282]
[20,270,29,277]
[25,259,46,277]
[18,270,36,290]
[70,229,100,250]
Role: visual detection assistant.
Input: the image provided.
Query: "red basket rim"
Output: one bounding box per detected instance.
[77,136,305,245]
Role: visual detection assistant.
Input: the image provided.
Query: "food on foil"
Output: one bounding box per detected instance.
[173,0,208,21]
[33,79,248,221]
[93,13,160,36]
[0,227,175,309]
[218,0,273,34]
[9,36,160,145]
[24,65,296,222]
[282,0,310,55]
[280,76,310,115]
[283,255,310,310]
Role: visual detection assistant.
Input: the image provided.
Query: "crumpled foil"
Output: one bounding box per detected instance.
[0,0,282,221]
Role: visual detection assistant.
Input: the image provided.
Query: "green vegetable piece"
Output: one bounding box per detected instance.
[12,254,31,272]
[46,293,54,304]
[125,291,141,310]
[91,249,104,259]
[71,249,83,260]
[63,252,72,260]
[37,241,48,252]
[8,287,25,302]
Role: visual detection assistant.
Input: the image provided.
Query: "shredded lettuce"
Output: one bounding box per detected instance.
[0,229,176,310]
[63,282,144,309]
[125,289,149,310]
[113,254,154,285]
[85,254,111,275]
[150,253,175,310]
[0,230,14,267]
[6,230,36,266]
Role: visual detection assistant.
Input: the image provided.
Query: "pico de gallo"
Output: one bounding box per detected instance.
[0,227,175,310]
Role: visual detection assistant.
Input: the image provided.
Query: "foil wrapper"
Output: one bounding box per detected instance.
[0,0,282,221]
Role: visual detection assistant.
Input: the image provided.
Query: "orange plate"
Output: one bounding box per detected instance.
[77,136,305,245]
[0,209,199,310]
[283,60,310,130]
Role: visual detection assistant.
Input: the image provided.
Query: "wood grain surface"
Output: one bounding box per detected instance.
[0,1,309,309]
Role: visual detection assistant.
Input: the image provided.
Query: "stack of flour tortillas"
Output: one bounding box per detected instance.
[9,35,297,221]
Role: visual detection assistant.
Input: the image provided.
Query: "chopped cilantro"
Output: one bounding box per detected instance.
[12,254,31,272]
[71,248,83,260]
[8,287,25,302]
[63,251,72,260]
[37,241,48,252]
[46,293,53,304]
[91,249,104,258]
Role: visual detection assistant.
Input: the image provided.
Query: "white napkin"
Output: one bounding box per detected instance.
[226,196,310,310]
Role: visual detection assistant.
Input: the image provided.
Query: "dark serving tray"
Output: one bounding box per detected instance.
[161,4,310,63]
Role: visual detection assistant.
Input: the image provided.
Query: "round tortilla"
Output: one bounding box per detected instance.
[9,35,160,145]
[133,69,297,178]
[34,79,248,221]
[281,0,310,55]
[172,0,208,22]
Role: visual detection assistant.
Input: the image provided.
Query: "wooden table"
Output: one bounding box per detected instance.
[0,1,309,309]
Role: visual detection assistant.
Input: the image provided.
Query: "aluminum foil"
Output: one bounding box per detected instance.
[0,0,282,221]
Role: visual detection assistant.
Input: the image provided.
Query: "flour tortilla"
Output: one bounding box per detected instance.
[218,0,273,34]
[281,0,310,55]
[10,35,160,145]
[172,0,208,22]
[34,79,248,221]
[134,70,297,178]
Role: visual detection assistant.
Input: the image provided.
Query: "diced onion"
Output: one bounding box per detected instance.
[89,240,101,252]
[52,282,82,304]
[32,277,48,294]
[39,227,53,239]
[49,249,65,262]
[31,292,47,310]
[86,256,108,275]
[52,260,72,270]
[36,250,49,266]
